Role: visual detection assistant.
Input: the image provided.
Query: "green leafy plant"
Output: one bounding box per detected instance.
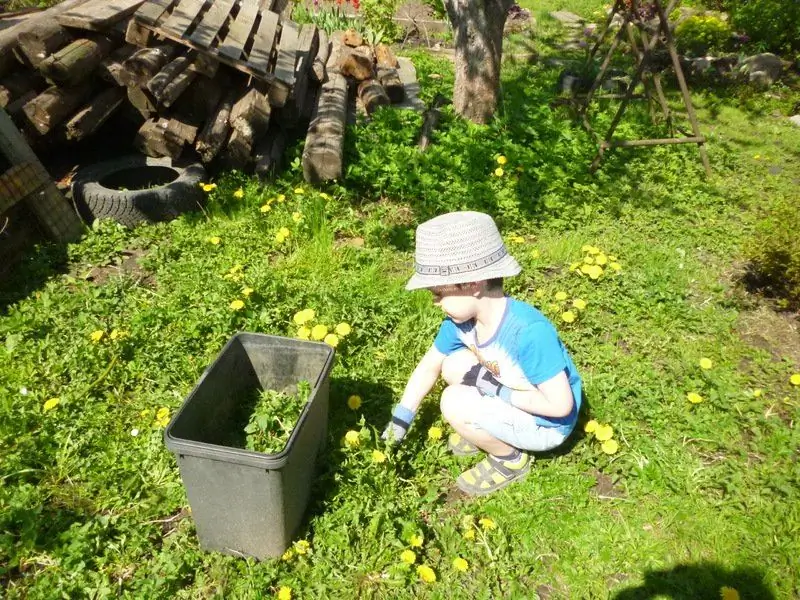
[722,0,800,53]
[359,0,402,43]
[674,14,732,55]
[244,381,312,454]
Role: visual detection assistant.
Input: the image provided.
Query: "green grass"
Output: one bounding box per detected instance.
[2,13,800,600]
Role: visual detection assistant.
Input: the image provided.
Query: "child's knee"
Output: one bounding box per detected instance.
[441,350,479,386]
[440,385,479,424]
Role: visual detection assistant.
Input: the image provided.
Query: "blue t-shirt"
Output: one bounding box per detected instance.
[433,297,582,435]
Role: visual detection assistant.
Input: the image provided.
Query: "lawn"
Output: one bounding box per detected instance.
[2,1,800,599]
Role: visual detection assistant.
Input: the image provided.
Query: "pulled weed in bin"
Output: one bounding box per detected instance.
[244,381,312,454]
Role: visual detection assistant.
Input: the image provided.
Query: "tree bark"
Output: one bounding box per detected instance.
[444,0,512,123]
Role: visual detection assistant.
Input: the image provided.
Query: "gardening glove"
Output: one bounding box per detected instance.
[381,405,415,445]
[462,364,513,404]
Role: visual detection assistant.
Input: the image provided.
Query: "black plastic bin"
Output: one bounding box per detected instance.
[164,332,335,560]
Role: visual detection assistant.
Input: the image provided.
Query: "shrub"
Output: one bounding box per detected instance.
[675,14,732,55]
[746,197,800,310]
[723,0,800,53]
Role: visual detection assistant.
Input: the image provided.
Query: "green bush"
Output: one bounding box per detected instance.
[746,197,800,309]
[675,14,732,55]
[724,0,800,53]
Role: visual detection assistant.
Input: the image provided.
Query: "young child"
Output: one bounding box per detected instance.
[382,211,582,496]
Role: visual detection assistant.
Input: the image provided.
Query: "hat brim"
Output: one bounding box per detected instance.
[405,254,522,291]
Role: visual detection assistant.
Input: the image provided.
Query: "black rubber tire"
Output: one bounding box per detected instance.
[71,155,207,228]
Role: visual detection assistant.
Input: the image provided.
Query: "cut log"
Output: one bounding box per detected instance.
[22,82,95,135]
[97,44,137,86]
[64,86,125,141]
[230,87,271,137]
[186,53,219,78]
[254,127,286,179]
[342,29,363,47]
[378,67,404,103]
[358,79,389,115]
[375,43,399,69]
[134,116,197,158]
[119,44,177,87]
[127,85,157,118]
[0,0,91,62]
[303,35,348,183]
[124,19,152,47]
[195,87,237,163]
[160,68,198,107]
[0,71,46,108]
[282,23,319,126]
[146,54,190,101]
[17,19,75,69]
[223,128,254,169]
[171,71,226,125]
[418,94,449,151]
[339,46,374,81]
[6,91,38,118]
[311,29,329,83]
[38,35,117,87]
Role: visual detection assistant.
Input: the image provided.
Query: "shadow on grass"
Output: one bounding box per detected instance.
[613,562,775,599]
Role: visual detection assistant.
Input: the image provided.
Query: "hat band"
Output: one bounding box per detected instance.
[415,247,507,277]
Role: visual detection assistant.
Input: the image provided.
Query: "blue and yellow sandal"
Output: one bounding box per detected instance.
[456,453,531,496]
[448,432,480,456]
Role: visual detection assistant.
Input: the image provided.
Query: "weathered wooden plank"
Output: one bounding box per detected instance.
[133,0,176,27]
[64,86,125,141]
[189,0,235,48]
[246,9,279,75]
[272,20,298,86]
[160,0,208,39]
[218,0,259,61]
[56,0,147,32]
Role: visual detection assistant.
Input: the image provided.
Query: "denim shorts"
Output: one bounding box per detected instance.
[467,395,571,452]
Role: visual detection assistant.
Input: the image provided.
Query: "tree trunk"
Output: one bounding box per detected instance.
[444,0,511,124]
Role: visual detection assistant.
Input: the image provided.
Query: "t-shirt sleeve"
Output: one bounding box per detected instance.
[433,318,466,355]
[518,322,568,385]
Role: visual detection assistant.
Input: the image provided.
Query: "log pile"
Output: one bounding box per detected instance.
[1,0,416,182]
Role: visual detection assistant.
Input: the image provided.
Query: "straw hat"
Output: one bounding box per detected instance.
[406,211,521,290]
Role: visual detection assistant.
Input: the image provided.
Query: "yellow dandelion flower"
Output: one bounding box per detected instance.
[156,416,169,428]
[90,330,105,343]
[463,529,476,540]
[230,299,245,311]
[277,586,292,600]
[561,311,576,323]
[294,540,310,555]
[587,265,604,279]
[478,517,496,530]
[401,549,416,564]
[260,204,272,213]
[311,324,328,341]
[555,291,568,301]
[294,187,304,194]
[242,287,254,297]
[417,565,436,583]
[595,424,614,441]
[320,192,330,199]
[609,262,622,271]
[323,333,339,347]
[509,234,524,244]
[699,357,713,370]
[347,395,362,410]
[292,212,303,223]
[200,183,217,192]
[156,407,170,420]
[720,586,740,600]
[753,389,762,397]
[233,188,244,199]
[43,397,60,412]
[427,426,443,441]
[335,322,352,336]
[281,548,294,561]
[583,255,595,264]
[531,249,540,259]
[409,534,423,548]
[587,246,600,255]
[535,289,545,298]
[297,326,311,340]
[584,419,599,433]
[581,244,593,252]
[452,557,469,572]
[140,409,152,418]
[687,392,704,404]
[494,167,504,177]
[569,261,582,272]
[594,253,608,266]
[344,430,360,448]
[208,236,221,245]
[293,309,315,325]
[608,255,618,261]
[275,231,287,243]
[790,374,800,386]
[497,155,507,165]
[573,299,587,310]
[601,439,619,454]
[372,449,387,464]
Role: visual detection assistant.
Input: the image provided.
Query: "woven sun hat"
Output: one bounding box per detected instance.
[406,211,521,290]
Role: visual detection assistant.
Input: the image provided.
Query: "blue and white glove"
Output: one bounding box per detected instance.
[462,364,513,404]
[381,405,415,444]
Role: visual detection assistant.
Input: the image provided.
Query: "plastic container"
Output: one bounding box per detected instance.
[164,332,335,560]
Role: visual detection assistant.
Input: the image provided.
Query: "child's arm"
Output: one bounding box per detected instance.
[506,371,574,418]
[381,345,445,443]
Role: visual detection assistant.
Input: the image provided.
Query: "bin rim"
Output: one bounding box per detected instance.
[164,332,335,470]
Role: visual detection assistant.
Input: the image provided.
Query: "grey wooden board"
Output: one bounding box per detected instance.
[246,9,278,75]
[271,19,298,86]
[218,0,260,60]
[394,57,425,111]
[57,0,146,31]
[189,0,235,48]
[133,0,176,26]
[160,0,207,39]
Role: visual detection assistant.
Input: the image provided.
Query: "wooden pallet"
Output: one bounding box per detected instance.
[130,0,310,105]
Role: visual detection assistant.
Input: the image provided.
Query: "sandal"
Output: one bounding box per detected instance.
[448,432,480,456]
[456,453,531,496]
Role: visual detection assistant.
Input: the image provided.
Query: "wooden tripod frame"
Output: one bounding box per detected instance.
[578,0,711,175]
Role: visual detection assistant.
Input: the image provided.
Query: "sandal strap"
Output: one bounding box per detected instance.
[486,455,515,479]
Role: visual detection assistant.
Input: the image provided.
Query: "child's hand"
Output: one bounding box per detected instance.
[381,421,409,444]
[463,365,513,404]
